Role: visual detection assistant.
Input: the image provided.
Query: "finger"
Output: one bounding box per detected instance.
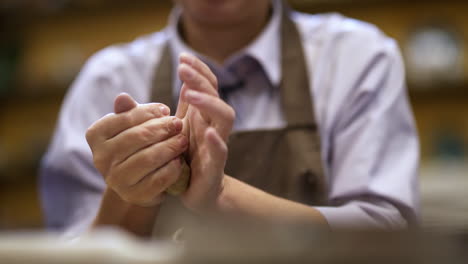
[185,89,235,140]
[114,93,138,114]
[175,84,189,119]
[109,134,188,187]
[179,52,218,90]
[205,127,228,166]
[178,63,218,97]
[105,116,183,165]
[181,127,227,209]
[121,157,183,206]
[86,102,171,148]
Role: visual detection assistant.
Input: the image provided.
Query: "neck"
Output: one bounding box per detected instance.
[179,7,271,64]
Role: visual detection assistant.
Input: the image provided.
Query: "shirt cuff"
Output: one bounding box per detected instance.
[315,200,408,230]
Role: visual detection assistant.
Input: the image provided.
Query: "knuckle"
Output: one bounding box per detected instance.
[163,118,174,134]
[92,154,107,171]
[136,126,155,145]
[155,103,169,116]
[167,138,183,154]
[120,113,133,127]
[157,103,169,109]
[85,125,97,144]
[146,117,174,138]
[91,145,116,172]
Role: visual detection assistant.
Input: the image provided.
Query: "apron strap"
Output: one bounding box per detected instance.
[151,43,175,113]
[279,5,317,128]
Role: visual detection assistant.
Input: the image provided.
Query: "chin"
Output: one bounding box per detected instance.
[181,0,254,26]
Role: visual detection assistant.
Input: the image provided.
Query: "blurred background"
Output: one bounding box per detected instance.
[0,0,467,231]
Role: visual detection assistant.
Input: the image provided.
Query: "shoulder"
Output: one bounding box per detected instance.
[291,12,407,137]
[81,29,170,84]
[292,11,394,49]
[292,11,403,92]
[291,11,401,70]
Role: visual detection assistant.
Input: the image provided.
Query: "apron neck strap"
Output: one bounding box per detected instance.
[279,5,316,127]
[152,44,175,113]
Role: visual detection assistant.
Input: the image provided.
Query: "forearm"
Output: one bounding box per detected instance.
[216,175,330,228]
[92,188,159,238]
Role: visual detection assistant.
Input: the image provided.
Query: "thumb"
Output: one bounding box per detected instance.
[114,93,138,114]
[175,84,189,118]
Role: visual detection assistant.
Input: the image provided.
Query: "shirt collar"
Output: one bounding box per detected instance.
[167,0,282,87]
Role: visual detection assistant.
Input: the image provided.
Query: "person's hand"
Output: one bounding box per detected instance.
[86,94,189,207]
[175,53,235,212]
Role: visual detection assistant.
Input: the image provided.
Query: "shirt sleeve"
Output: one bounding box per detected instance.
[312,19,420,229]
[39,46,144,237]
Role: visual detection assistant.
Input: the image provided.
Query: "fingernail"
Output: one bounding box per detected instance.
[185,90,202,103]
[160,105,170,116]
[172,118,183,132]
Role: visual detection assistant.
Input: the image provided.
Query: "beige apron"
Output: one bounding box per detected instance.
[151,7,327,237]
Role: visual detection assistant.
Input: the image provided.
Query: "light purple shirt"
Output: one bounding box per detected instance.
[40,0,420,237]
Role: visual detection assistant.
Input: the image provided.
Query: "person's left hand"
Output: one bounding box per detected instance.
[175,53,235,212]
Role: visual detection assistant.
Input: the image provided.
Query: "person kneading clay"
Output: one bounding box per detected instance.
[40,0,420,238]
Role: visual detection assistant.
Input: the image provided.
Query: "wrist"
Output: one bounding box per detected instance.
[214,175,236,214]
[92,187,161,237]
[213,176,330,229]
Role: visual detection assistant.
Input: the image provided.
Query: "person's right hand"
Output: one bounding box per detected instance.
[86,93,189,207]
